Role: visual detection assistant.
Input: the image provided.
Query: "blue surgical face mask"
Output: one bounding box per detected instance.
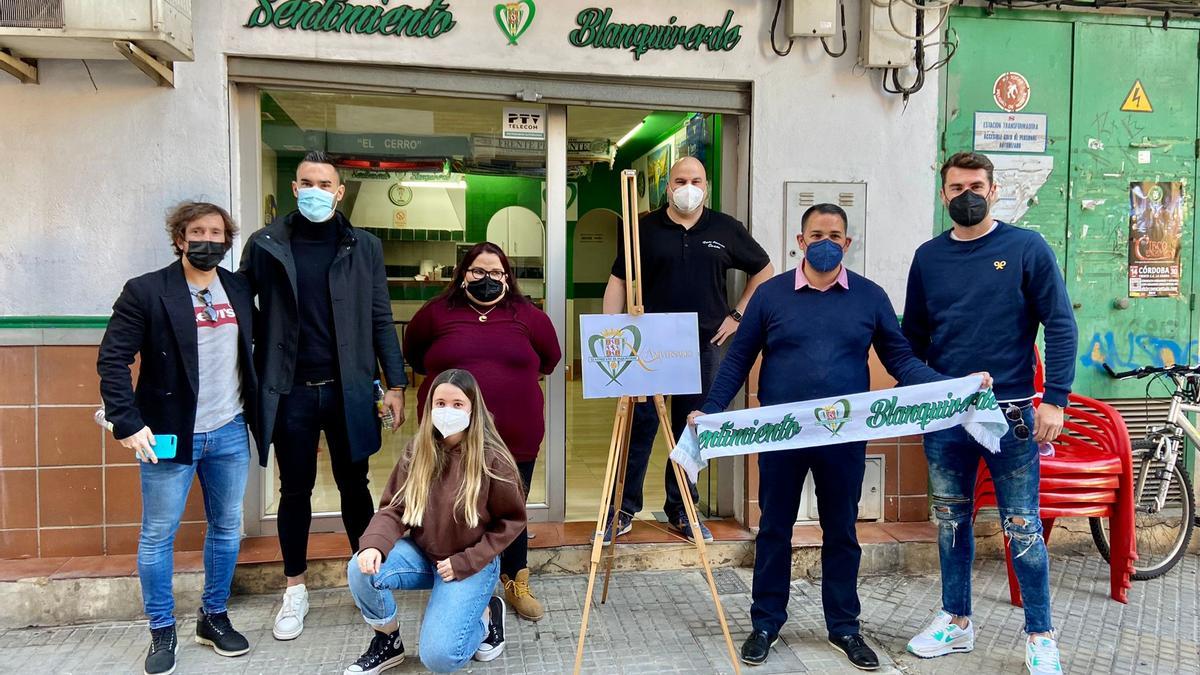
[297,186,337,223]
[804,239,845,273]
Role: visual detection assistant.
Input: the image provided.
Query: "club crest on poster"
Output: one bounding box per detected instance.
[579,313,701,399]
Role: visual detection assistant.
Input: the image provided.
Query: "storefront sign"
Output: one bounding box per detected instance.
[1129,181,1185,298]
[494,0,535,45]
[326,132,470,156]
[503,106,545,140]
[579,313,701,399]
[471,135,613,163]
[973,112,1047,153]
[568,8,742,60]
[244,0,456,38]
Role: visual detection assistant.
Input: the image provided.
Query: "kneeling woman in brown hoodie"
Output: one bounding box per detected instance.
[343,368,526,674]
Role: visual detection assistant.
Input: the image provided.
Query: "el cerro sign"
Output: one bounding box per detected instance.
[244,0,456,38]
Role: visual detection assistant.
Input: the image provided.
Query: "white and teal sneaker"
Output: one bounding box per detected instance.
[906,611,975,658]
[1026,634,1063,674]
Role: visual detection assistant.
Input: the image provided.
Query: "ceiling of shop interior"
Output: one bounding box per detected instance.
[265,90,655,144]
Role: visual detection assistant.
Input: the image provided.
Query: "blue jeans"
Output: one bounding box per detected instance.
[347,539,498,673]
[923,404,1053,634]
[138,415,250,629]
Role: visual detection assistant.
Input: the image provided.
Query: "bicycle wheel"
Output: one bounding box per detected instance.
[1091,439,1195,580]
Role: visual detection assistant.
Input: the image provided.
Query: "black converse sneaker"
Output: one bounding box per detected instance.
[344,629,405,675]
[473,596,507,662]
[144,624,178,675]
[195,608,250,657]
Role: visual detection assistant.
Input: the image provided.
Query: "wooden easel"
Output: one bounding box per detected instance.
[573,170,741,674]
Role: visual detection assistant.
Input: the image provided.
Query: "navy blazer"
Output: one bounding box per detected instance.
[97,260,258,465]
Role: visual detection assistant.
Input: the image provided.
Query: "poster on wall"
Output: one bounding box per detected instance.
[632,156,650,213]
[983,154,1054,224]
[647,143,672,211]
[1128,181,1185,298]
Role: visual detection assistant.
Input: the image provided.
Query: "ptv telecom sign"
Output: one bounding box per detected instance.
[503,107,545,140]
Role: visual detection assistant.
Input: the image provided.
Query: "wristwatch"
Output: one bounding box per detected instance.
[729,308,743,322]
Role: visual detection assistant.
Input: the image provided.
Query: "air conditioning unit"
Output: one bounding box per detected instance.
[0,0,193,85]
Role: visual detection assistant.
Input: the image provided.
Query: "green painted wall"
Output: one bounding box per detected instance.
[941,8,1200,404]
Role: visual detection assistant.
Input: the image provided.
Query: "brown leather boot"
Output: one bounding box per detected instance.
[502,568,544,621]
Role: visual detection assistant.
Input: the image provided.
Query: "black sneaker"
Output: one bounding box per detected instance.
[344,629,405,675]
[195,608,250,657]
[829,633,880,671]
[144,624,178,675]
[669,509,714,542]
[473,596,506,662]
[741,629,779,666]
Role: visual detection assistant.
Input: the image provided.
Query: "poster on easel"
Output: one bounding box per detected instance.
[1128,180,1184,298]
[579,312,701,399]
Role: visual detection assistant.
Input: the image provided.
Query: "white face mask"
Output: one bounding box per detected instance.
[670,184,705,215]
[431,407,470,437]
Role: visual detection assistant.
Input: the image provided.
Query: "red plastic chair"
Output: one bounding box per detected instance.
[971,352,1137,605]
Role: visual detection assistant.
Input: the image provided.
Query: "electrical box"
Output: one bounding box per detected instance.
[784,181,867,275]
[796,455,884,522]
[786,0,838,38]
[0,0,193,62]
[858,0,915,68]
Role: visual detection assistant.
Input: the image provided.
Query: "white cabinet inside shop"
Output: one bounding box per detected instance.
[794,455,883,523]
[486,206,544,257]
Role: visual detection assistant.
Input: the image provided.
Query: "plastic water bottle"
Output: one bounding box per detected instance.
[374,380,394,429]
[1038,441,1055,457]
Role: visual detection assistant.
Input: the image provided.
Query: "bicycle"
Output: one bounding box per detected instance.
[1088,363,1196,580]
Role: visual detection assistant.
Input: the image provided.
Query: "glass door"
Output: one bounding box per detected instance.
[249,87,564,531]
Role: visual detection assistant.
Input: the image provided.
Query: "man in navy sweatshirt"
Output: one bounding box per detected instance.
[689,204,960,670]
[902,152,1076,675]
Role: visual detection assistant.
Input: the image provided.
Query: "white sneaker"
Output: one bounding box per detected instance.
[1026,634,1063,674]
[273,584,310,641]
[906,611,975,658]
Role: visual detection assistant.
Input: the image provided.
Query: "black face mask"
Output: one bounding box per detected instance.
[185,240,227,271]
[947,190,990,227]
[465,276,505,303]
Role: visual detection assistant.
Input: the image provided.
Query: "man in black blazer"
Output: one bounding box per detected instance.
[98,201,258,675]
[239,150,407,641]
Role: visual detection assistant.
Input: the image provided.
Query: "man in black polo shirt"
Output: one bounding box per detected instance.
[602,156,773,542]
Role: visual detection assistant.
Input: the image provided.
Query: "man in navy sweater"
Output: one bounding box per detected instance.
[690,204,964,670]
[902,152,1076,675]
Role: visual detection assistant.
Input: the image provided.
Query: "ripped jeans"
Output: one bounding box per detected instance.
[923,403,1053,634]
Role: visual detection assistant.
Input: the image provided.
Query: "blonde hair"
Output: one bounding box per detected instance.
[388,369,517,528]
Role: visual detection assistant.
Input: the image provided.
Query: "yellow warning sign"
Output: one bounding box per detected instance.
[1121,80,1153,113]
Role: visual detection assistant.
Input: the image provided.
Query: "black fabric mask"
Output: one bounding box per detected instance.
[947,190,990,227]
[185,240,227,271]
[466,277,505,303]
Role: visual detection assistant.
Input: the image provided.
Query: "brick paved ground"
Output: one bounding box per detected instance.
[1,553,1195,674]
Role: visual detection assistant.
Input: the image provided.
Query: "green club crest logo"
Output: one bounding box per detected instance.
[587,325,649,385]
[815,399,852,435]
[495,0,535,45]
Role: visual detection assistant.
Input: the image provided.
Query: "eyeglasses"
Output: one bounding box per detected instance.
[1004,403,1031,441]
[195,288,218,323]
[467,267,506,282]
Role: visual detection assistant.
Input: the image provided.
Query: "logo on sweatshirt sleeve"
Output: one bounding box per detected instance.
[993,260,1007,270]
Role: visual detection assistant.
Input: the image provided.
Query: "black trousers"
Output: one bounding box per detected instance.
[273,382,375,578]
[500,459,537,578]
[616,344,722,519]
[752,443,866,638]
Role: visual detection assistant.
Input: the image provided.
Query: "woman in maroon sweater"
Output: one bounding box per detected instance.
[403,241,561,621]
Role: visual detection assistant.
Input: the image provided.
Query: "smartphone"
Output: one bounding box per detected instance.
[153,434,178,460]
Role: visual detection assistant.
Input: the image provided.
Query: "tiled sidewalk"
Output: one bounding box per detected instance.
[2,553,1196,674]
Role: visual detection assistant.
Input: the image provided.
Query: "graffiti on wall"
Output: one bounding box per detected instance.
[1080,330,1197,372]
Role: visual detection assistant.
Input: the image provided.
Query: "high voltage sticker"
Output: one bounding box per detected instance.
[1121,80,1153,113]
